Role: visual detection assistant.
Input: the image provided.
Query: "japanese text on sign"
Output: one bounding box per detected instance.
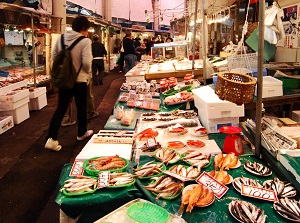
[196,172,228,199]
[114,131,127,137]
[147,138,157,148]
[69,160,84,176]
[98,172,110,189]
[241,184,279,202]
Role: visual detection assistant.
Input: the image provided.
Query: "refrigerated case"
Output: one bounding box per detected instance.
[151,41,188,59]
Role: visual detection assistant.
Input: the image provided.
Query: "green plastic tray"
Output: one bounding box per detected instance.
[127,201,169,223]
[83,156,129,176]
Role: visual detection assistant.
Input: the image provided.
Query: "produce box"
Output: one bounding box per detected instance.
[255,76,283,98]
[0,115,14,134]
[0,103,30,124]
[29,87,46,98]
[29,93,47,110]
[0,88,29,102]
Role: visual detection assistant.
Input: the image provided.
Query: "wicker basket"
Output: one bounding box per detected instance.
[246,22,258,38]
[215,72,257,105]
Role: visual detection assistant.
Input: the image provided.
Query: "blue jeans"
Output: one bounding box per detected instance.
[124,54,136,73]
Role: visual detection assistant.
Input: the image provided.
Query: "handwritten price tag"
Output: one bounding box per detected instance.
[69,160,84,176]
[146,138,157,148]
[196,172,228,199]
[241,184,278,202]
[98,172,110,189]
[114,131,127,137]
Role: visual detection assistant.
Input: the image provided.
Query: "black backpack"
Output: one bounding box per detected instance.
[50,35,85,89]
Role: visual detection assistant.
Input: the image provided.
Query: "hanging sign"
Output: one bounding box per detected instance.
[241,184,279,202]
[196,172,228,199]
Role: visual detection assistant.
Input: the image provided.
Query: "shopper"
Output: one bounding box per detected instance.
[118,37,125,73]
[135,43,146,61]
[45,16,93,151]
[86,79,99,120]
[91,34,108,85]
[123,30,136,73]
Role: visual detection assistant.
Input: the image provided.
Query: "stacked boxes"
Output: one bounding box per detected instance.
[0,89,30,124]
[193,86,244,133]
[29,87,47,111]
[255,76,283,98]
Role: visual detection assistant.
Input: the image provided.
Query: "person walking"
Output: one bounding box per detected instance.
[123,30,136,73]
[91,34,108,85]
[45,16,93,151]
[118,37,125,73]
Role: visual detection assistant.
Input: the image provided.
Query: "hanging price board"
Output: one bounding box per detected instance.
[241,184,279,202]
[97,172,110,189]
[196,172,228,199]
[69,160,84,176]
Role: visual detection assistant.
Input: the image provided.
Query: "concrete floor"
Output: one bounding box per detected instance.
[0,70,125,223]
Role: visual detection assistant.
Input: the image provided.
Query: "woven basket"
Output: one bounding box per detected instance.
[215,72,257,105]
[246,22,258,38]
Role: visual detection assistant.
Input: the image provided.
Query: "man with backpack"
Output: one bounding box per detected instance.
[45,16,93,151]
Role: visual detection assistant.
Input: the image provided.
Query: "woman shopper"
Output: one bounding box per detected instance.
[45,16,93,151]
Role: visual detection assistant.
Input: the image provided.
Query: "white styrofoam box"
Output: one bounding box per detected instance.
[0,88,29,102]
[0,80,28,95]
[254,76,283,98]
[192,86,244,119]
[200,116,239,133]
[0,116,14,134]
[29,93,47,111]
[0,103,30,124]
[29,87,46,98]
[292,110,300,122]
[0,96,29,111]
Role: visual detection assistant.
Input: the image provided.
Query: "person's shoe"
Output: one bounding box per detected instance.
[61,120,76,127]
[119,71,123,73]
[77,130,93,141]
[45,138,62,151]
[87,112,99,120]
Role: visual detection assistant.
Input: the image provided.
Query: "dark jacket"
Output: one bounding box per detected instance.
[123,37,135,55]
[92,42,107,58]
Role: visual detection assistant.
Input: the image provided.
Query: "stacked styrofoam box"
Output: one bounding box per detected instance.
[255,76,283,98]
[29,87,47,111]
[0,89,30,124]
[0,116,14,134]
[192,86,244,133]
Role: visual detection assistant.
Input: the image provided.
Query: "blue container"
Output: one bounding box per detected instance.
[212,73,218,86]
[0,70,9,77]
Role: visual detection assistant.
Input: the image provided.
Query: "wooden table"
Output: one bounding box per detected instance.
[244,88,300,119]
[145,68,203,82]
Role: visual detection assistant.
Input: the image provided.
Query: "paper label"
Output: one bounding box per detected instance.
[196,172,228,199]
[146,138,157,148]
[114,131,127,137]
[241,184,278,202]
[69,160,84,176]
[97,172,110,189]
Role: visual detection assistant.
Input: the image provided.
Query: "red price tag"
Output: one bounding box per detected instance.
[241,184,278,202]
[146,138,157,148]
[98,172,110,189]
[196,172,228,199]
[69,160,84,176]
[114,131,127,137]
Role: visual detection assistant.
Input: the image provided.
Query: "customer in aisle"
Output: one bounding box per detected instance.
[45,16,93,151]
[123,30,136,73]
[118,37,125,73]
[135,43,147,62]
[87,78,99,120]
[61,99,76,126]
[91,34,108,85]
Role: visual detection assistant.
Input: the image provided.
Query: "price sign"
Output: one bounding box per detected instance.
[196,172,228,199]
[114,131,127,137]
[69,160,84,176]
[241,184,278,202]
[98,172,110,189]
[146,138,157,148]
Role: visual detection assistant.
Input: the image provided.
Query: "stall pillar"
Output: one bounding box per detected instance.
[52,0,66,33]
[45,33,50,76]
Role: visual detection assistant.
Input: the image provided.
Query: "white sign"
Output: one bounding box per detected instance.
[196,172,228,199]
[98,172,110,189]
[69,160,84,176]
[241,184,278,202]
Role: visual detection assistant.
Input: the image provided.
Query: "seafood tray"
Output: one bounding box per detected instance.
[93,130,135,144]
[95,198,187,223]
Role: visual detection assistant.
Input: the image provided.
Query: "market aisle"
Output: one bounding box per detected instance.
[0,70,125,223]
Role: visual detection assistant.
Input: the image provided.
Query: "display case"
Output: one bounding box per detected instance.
[151,41,188,59]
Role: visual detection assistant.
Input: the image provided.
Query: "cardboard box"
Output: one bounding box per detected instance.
[0,103,30,124]
[255,76,283,98]
[0,116,14,134]
[29,93,47,111]
[193,86,244,119]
